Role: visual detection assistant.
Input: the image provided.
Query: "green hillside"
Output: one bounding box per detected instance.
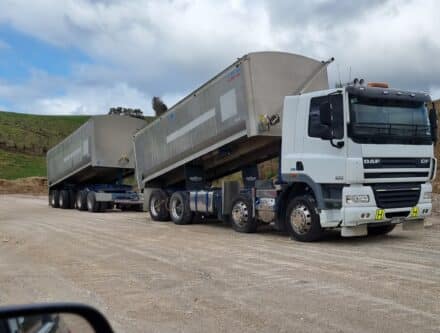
[0,111,90,179]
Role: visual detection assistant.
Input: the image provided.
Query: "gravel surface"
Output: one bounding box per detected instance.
[0,195,439,333]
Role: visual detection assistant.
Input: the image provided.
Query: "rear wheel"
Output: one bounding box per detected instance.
[230,195,257,233]
[149,190,170,221]
[59,190,70,209]
[87,191,99,212]
[169,192,193,225]
[49,190,59,208]
[285,195,323,242]
[368,224,396,235]
[76,191,87,211]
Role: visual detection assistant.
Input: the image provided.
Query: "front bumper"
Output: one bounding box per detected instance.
[342,203,431,227]
[340,183,432,227]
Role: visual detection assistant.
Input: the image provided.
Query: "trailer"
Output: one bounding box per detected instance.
[47,115,147,212]
[133,51,436,241]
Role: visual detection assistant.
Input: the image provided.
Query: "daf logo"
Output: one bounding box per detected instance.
[363,158,381,165]
[420,158,430,164]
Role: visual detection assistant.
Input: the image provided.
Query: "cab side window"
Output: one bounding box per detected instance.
[308,94,344,139]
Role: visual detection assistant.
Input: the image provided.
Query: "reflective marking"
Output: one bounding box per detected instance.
[411,207,419,217]
[375,209,385,220]
[166,108,216,143]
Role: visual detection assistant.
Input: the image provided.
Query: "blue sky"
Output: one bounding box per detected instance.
[0,0,439,115]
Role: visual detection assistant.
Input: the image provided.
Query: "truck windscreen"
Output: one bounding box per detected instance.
[348,95,432,145]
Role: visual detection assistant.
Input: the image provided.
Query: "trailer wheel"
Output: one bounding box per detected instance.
[368,224,396,236]
[149,190,170,221]
[76,191,87,211]
[169,192,193,225]
[285,195,323,242]
[68,190,76,209]
[59,190,70,209]
[86,191,99,212]
[49,190,59,208]
[230,195,257,233]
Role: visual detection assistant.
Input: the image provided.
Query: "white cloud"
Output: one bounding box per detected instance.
[28,82,150,115]
[0,0,439,114]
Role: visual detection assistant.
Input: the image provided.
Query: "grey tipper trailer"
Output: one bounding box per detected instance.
[134,51,329,188]
[133,51,331,229]
[47,115,147,212]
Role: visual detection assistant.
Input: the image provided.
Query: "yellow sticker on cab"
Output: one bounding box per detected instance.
[411,207,419,217]
[375,209,385,220]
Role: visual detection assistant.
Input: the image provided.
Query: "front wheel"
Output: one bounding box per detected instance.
[285,195,323,242]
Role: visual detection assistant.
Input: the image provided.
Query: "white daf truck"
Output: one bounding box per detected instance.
[133,52,437,241]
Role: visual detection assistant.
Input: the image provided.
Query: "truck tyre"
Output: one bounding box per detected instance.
[285,195,323,242]
[68,190,76,208]
[368,224,396,236]
[76,191,87,211]
[230,195,257,233]
[59,190,70,209]
[49,190,59,208]
[86,191,99,212]
[149,190,170,221]
[169,192,193,225]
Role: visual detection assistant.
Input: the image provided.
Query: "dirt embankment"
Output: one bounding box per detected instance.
[0,177,47,195]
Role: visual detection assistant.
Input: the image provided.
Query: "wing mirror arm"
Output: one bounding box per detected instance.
[330,139,344,149]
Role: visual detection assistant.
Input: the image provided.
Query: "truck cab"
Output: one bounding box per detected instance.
[281,82,436,238]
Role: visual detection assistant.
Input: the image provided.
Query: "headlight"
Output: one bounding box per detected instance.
[346,194,370,204]
[423,191,432,200]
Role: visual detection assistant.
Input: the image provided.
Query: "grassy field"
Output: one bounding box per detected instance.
[0,111,90,155]
[0,149,46,179]
[0,111,90,179]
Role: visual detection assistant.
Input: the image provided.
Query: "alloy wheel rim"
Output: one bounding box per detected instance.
[290,204,312,235]
[151,198,160,216]
[232,201,248,226]
[171,197,183,220]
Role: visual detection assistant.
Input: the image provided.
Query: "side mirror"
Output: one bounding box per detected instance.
[319,101,333,127]
[0,303,114,333]
[429,108,438,144]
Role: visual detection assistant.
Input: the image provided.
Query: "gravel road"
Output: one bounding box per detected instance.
[0,195,439,333]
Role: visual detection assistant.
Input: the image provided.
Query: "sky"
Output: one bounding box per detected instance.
[0,0,439,116]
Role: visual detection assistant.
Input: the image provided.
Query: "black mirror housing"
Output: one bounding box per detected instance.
[319,102,332,126]
[429,108,438,144]
[319,125,333,140]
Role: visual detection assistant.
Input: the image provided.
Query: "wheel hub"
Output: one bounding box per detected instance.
[232,201,248,226]
[290,204,312,235]
[151,198,160,216]
[171,198,183,220]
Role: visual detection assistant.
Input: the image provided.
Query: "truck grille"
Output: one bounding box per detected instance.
[372,183,421,209]
[363,157,430,169]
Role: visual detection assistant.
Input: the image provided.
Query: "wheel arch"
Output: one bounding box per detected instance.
[275,175,325,231]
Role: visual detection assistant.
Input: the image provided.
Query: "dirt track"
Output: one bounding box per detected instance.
[0,195,439,333]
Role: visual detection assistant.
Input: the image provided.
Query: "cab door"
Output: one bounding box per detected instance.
[301,93,347,184]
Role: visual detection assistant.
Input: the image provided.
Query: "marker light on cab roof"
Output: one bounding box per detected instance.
[367,82,389,88]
